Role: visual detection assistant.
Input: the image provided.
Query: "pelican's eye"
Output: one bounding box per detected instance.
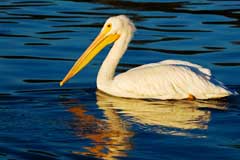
[103,23,112,33]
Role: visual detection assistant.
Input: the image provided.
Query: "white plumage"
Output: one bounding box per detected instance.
[109,60,233,99]
[60,15,238,100]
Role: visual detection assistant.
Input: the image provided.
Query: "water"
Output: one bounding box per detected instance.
[0,0,240,159]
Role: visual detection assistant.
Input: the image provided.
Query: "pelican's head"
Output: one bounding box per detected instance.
[60,15,136,86]
[102,15,136,37]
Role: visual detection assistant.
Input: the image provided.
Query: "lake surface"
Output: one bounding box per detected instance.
[1,0,240,159]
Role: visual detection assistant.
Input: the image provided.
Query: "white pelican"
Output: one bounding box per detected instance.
[60,15,238,100]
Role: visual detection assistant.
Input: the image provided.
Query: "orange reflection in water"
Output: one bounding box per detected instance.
[68,100,133,160]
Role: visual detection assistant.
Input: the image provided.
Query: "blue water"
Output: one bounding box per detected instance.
[1,0,240,159]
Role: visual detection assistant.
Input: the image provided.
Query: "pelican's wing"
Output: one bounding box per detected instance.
[130,60,211,79]
[112,60,232,99]
[159,60,211,78]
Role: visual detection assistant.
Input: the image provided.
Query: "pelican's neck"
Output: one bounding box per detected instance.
[97,32,131,89]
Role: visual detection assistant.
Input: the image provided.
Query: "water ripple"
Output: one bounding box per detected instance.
[0,55,75,61]
[129,46,217,55]
[137,25,211,33]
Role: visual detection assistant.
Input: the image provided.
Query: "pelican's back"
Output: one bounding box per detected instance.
[109,60,235,99]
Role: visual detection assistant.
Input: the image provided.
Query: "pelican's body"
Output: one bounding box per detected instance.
[60,15,237,100]
[99,60,235,99]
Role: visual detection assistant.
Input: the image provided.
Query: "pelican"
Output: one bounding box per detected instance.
[60,15,238,100]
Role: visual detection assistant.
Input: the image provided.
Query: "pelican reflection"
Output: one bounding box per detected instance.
[67,91,227,159]
[96,91,227,132]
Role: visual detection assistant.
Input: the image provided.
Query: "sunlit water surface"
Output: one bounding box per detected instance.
[0,0,240,159]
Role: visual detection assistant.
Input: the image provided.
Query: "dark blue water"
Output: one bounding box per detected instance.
[1,0,240,159]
